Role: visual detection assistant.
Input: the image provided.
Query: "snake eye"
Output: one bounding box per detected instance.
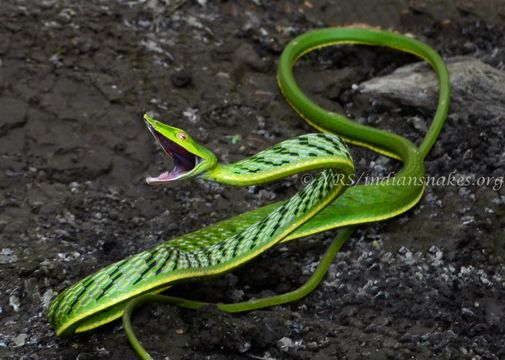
[176,132,188,141]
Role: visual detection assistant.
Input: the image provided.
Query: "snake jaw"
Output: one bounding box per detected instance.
[145,123,203,184]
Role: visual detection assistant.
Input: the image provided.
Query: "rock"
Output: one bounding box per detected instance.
[238,341,251,353]
[360,56,505,118]
[9,295,21,312]
[13,333,27,347]
[277,337,294,352]
[41,289,55,310]
[0,248,18,264]
[182,107,199,124]
[412,116,428,132]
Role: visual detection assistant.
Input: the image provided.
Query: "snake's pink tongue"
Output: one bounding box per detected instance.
[145,168,181,184]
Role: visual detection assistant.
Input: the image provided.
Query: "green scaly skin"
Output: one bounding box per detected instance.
[49,130,354,336]
[48,27,450,359]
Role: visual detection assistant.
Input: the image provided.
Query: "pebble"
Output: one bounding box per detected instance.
[412,116,428,132]
[13,333,27,347]
[182,107,199,124]
[238,341,251,353]
[9,295,21,312]
[41,289,54,309]
[277,337,294,352]
[0,248,18,264]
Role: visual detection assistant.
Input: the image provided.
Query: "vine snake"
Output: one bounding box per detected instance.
[48,27,450,358]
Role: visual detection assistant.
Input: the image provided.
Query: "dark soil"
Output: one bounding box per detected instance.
[1,1,504,359]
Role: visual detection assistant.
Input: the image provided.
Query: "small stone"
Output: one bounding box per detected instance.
[57,252,81,262]
[398,246,409,255]
[9,295,21,312]
[461,307,475,318]
[182,108,199,124]
[412,116,428,132]
[238,341,251,353]
[0,248,18,264]
[13,333,27,347]
[41,289,55,309]
[277,337,294,352]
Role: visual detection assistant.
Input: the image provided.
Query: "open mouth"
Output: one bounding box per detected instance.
[145,123,201,184]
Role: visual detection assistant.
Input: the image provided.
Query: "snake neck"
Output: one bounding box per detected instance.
[201,133,354,186]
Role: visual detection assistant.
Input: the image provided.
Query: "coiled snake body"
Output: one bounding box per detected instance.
[48,28,450,358]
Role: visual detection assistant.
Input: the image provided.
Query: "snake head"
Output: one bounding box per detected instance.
[144,114,217,184]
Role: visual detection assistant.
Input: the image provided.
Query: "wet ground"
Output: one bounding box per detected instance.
[1,0,504,359]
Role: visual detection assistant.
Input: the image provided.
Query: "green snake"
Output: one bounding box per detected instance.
[48,27,450,358]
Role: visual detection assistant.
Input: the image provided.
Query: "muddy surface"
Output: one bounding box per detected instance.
[1,0,504,359]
